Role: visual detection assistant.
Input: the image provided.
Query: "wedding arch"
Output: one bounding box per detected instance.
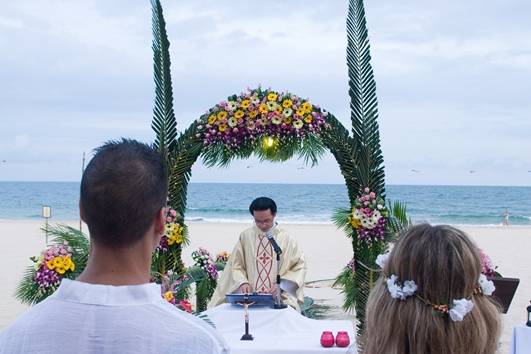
[150,0,408,332]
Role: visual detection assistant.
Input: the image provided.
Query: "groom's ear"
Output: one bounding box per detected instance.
[154,208,165,235]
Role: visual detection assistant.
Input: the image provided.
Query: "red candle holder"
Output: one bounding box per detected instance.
[320,331,335,347]
[335,331,350,347]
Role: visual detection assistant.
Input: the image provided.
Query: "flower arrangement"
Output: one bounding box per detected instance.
[33,242,76,290]
[157,207,185,252]
[197,87,328,149]
[215,251,230,264]
[348,187,389,243]
[478,248,501,277]
[192,248,218,280]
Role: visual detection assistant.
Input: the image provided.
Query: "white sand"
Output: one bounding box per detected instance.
[0,220,528,352]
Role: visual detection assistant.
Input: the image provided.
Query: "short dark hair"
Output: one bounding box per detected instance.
[80,139,168,248]
[249,197,277,215]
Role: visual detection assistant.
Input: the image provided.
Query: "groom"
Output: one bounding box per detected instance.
[0,139,228,354]
[209,197,306,311]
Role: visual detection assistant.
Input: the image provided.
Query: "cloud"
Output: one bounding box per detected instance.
[1,0,530,185]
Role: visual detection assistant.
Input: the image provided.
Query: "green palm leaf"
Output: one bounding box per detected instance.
[151,0,177,161]
[346,0,385,196]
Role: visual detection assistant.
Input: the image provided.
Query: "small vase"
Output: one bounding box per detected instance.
[320,331,335,347]
[335,331,350,347]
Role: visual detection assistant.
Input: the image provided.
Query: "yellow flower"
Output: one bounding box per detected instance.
[46,260,55,270]
[218,124,227,132]
[241,100,251,109]
[248,110,258,118]
[163,291,175,302]
[304,114,313,124]
[296,108,306,116]
[275,105,282,114]
[267,93,278,101]
[349,217,361,229]
[55,266,66,275]
[282,99,293,108]
[283,116,292,124]
[217,111,228,120]
[53,257,63,268]
[234,110,245,119]
[258,104,268,113]
[207,114,217,124]
[302,102,312,112]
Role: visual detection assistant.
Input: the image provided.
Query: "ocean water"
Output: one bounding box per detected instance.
[0,182,530,226]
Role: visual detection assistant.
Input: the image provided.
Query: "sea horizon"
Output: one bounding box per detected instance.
[1,182,530,226]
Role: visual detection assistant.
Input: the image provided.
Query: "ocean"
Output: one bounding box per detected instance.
[0,182,530,226]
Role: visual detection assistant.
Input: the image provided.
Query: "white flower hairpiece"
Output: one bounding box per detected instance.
[386,274,417,300]
[478,274,495,296]
[375,251,390,269]
[449,298,474,322]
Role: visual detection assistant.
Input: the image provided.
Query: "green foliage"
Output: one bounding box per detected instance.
[151,0,177,161]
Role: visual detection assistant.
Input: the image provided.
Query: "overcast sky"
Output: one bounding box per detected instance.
[1,0,530,186]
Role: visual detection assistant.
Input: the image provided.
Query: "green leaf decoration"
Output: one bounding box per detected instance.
[151,0,177,161]
[346,0,385,196]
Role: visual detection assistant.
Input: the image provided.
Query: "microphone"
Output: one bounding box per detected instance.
[266,229,282,256]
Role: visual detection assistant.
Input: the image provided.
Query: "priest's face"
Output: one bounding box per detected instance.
[253,209,276,232]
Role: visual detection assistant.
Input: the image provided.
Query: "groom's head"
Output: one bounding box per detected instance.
[80,138,168,248]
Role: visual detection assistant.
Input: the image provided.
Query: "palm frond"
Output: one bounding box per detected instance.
[385,200,411,241]
[331,207,355,234]
[346,0,385,196]
[151,0,177,160]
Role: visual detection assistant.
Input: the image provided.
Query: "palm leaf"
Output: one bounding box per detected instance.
[151,0,177,160]
[346,0,385,196]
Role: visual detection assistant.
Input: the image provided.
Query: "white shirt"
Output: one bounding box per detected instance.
[0,279,229,354]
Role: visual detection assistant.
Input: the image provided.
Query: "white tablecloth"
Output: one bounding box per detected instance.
[510,325,531,354]
[203,304,357,354]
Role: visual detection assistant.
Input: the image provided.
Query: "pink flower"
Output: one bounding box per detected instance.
[369,192,376,199]
[170,210,177,217]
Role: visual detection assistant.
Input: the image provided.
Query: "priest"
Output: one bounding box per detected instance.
[209,197,306,311]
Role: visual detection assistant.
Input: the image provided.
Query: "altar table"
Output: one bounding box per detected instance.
[510,325,531,354]
[203,304,357,354]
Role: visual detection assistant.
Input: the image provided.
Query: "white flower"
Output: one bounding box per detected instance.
[375,251,389,268]
[478,274,495,296]
[377,204,383,210]
[386,274,417,300]
[449,298,474,322]
[227,101,238,111]
[402,280,417,297]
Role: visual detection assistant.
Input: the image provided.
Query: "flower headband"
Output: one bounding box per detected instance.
[376,251,495,322]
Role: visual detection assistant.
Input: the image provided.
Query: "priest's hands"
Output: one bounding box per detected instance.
[239,283,251,294]
[267,286,279,298]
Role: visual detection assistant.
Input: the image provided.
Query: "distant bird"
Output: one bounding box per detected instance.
[246,165,253,169]
[1,160,5,163]
[469,170,476,173]
[297,166,305,170]
[411,169,420,173]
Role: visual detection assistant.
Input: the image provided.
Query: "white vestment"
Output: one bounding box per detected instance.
[209,225,306,311]
[0,279,229,354]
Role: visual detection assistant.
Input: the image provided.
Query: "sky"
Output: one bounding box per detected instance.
[1,0,530,186]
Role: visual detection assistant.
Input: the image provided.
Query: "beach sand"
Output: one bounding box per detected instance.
[0,219,528,352]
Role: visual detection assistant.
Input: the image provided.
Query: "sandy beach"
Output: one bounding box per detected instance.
[0,219,528,352]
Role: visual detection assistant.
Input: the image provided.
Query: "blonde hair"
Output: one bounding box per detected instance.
[362,224,501,354]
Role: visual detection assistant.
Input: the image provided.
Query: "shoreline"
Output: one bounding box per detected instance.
[1,218,530,228]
